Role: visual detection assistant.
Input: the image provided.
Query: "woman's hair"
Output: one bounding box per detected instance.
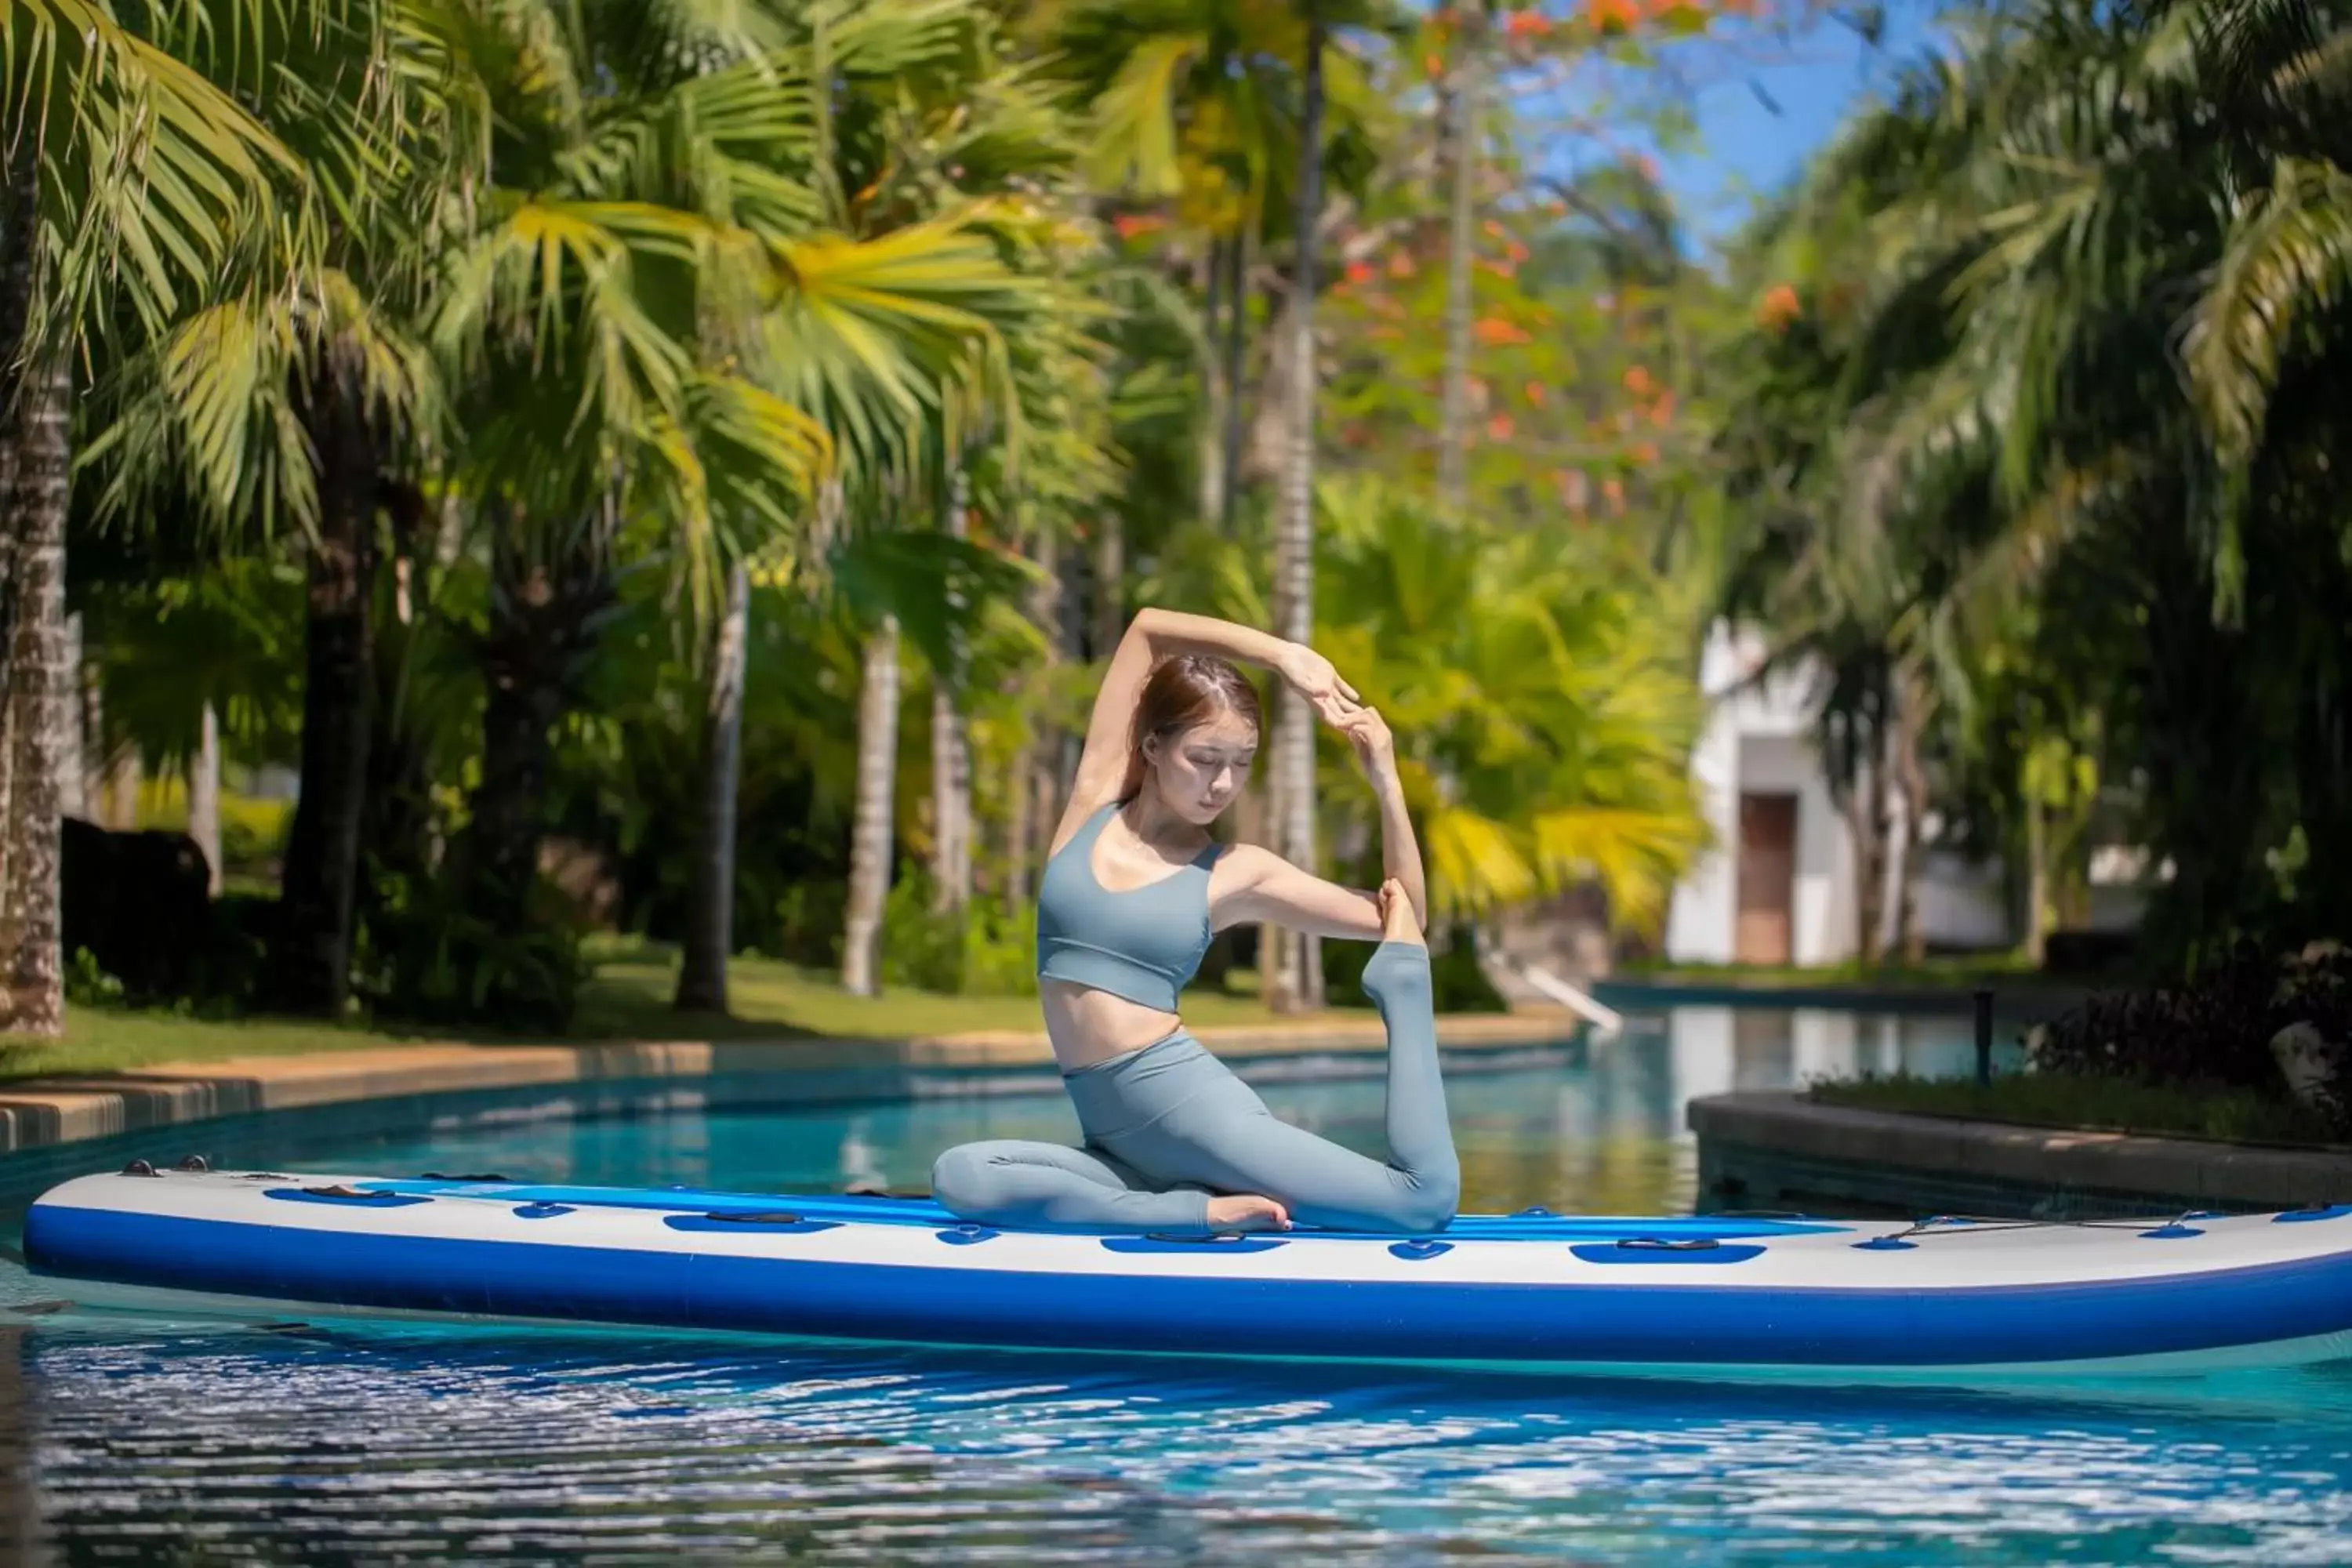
[1124,654,1262,797]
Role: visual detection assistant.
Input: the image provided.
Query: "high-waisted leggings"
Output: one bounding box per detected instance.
[930,941,1460,1234]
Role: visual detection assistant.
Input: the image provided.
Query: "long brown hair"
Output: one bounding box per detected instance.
[1122,654,1262,800]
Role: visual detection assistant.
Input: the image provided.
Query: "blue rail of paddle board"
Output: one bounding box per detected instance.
[27,1204,2352,1367]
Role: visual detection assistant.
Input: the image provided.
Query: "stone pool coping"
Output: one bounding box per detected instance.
[0,1009,1581,1156]
[1688,1090,2352,1214]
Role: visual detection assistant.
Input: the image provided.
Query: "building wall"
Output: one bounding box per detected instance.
[1664,621,2018,967]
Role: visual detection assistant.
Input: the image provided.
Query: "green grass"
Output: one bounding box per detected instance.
[1810,1071,2341,1147]
[1,946,1375,1084]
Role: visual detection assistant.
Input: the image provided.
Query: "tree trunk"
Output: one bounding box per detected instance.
[1200,234,1229,529]
[1221,229,1252,532]
[270,356,377,1015]
[1256,756,1286,1005]
[1889,673,1930,965]
[0,348,69,1035]
[75,628,104,822]
[931,466,972,913]
[1091,513,1124,660]
[676,562,751,1014]
[190,702,222,895]
[1268,3,1328,1013]
[841,614,901,996]
[2024,790,2050,967]
[1437,13,1482,517]
[58,612,82,820]
[1007,519,1062,914]
[466,524,611,940]
[1842,742,1886,969]
[101,746,140,829]
[1003,735,1033,914]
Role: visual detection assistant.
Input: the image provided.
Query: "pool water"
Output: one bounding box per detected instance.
[6,1006,2350,1564]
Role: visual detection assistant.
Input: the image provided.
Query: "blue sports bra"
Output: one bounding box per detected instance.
[1035,800,1222,1012]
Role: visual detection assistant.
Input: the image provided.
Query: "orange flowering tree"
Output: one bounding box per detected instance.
[1320,162,1732,539]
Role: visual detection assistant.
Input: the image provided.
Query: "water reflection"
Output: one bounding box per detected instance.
[13,1321,2352,1565]
[0,1327,46,1568]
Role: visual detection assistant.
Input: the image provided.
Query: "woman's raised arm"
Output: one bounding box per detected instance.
[1050,609,1359,855]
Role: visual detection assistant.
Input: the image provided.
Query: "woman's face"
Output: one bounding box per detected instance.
[1145,711,1258,825]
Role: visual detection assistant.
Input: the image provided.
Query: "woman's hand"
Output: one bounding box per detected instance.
[1341,706,1399,789]
[1277,643,1359,721]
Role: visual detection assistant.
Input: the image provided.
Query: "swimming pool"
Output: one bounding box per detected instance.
[6,1004,2347,1564]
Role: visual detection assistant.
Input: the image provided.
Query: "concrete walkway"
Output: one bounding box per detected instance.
[0,1010,1581,1156]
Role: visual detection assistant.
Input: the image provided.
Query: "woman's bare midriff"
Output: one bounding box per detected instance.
[1039,978,1189,1072]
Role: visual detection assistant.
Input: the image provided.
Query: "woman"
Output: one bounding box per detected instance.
[929,607,1461,1235]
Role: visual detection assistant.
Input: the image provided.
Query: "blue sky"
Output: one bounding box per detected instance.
[1541,2,1950,249]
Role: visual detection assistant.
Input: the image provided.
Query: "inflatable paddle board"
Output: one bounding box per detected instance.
[25,1163,2352,1380]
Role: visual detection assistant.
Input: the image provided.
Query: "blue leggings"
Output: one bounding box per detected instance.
[930,942,1460,1235]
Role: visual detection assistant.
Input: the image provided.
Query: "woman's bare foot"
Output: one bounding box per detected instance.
[1377,877,1425,948]
[1206,1194,1291,1232]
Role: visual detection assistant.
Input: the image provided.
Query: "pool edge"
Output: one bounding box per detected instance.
[0,1011,1584,1156]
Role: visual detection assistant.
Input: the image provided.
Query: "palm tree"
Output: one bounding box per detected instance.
[929,460,975,913]
[1715,0,2352,974]
[0,0,308,1034]
[1267,0,1329,1011]
[675,561,751,1012]
[1312,475,1706,927]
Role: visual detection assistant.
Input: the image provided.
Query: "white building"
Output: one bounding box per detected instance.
[1663,622,2014,967]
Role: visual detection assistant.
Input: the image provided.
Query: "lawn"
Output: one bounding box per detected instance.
[1810,1071,2342,1148]
[0,946,1373,1083]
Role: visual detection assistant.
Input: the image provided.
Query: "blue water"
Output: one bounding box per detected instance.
[5,1005,2350,1564]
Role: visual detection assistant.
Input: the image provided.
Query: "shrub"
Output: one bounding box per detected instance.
[356,869,586,1033]
[878,871,1039,997]
[2027,938,2352,1133]
[1320,923,1508,1014]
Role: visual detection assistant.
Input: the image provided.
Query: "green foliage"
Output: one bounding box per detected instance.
[1711,0,2352,977]
[879,869,1040,999]
[357,869,588,1034]
[64,949,126,1008]
[1321,931,1508,1014]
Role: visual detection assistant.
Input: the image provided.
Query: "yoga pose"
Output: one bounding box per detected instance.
[930,608,1461,1235]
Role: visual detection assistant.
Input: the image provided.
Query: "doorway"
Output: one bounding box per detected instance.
[1735,793,1798,964]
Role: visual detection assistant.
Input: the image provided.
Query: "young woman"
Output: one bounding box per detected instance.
[929,608,1461,1235]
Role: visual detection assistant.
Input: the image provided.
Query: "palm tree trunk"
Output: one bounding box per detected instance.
[1269,2,1328,1013]
[1013,520,1064,912]
[271,358,377,1015]
[190,702,222,895]
[1437,13,1482,517]
[0,347,70,1036]
[2024,789,2050,967]
[1889,673,1929,964]
[841,615,901,996]
[1221,230,1252,532]
[931,465,972,912]
[676,561,751,1013]
[1845,739,1887,968]
[75,628,104,822]
[1200,235,1229,528]
[1091,514,1124,659]
[102,746,140,829]
[466,522,610,938]
[58,612,82,820]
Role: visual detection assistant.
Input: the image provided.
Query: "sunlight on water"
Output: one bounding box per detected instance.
[6,1005,2330,1566]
